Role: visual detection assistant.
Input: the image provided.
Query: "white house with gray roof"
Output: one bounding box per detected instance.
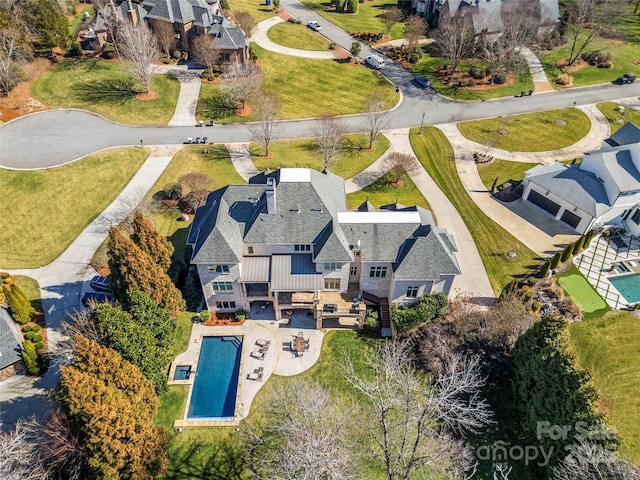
[187,168,460,325]
[522,123,640,234]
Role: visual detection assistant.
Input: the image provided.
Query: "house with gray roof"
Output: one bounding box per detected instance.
[522,122,640,234]
[187,168,460,330]
[0,307,24,381]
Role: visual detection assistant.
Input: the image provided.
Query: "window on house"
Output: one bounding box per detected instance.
[632,209,640,225]
[350,266,358,276]
[216,301,236,309]
[294,244,311,252]
[207,265,229,273]
[324,262,342,270]
[369,266,387,278]
[212,282,233,292]
[406,286,419,298]
[247,246,254,254]
[221,52,230,62]
[324,278,341,290]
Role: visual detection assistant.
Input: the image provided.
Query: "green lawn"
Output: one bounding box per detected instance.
[0,148,148,269]
[597,102,640,133]
[228,0,275,22]
[569,311,640,463]
[32,58,180,125]
[414,51,534,101]
[457,108,591,151]
[197,45,398,122]
[14,275,42,312]
[556,265,611,318]
[477,159,539,191]
[267,21,331,50]
[301,0,405,39]
[250,133,390,179]
[410,127,539,294]
[346,171,432,213]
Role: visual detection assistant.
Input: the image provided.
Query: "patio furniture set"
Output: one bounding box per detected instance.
[291,332,309,358]
[250,339,271,361]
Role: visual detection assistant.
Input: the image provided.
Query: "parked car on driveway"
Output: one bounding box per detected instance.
[414,75,431,89]
[365,55,385,69]
[89,275,110,293]
[307,20,321,31]
[613,73,636,85]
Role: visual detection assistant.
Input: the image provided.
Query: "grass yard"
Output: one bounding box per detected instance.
[228,0,275,22]
[556,265,611,318]
[267,21,331,50]
[569,311,640,463]
[597,102,640,133]
[477,159,539,191]
[197,46,398,122]
[414,52,534,101]
[457,108,591,151]
[14,275,42,312]
[300,0,405,39]
[0,148,148,269]
[410,127,539,294]
[250,133,390,179]
[32,58,180,125]
[346,171,432,213]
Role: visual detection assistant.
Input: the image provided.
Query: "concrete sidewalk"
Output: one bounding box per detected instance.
[153,64,203,127]
[226,143,261,181]
[517,45,554,93]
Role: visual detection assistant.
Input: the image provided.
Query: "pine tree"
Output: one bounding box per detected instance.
[560,244,573,263]
[572,236,585,256]
[130,210,174,272]
[3,284,35,324]
[107,227,185,316]
[538,260,551,278]
[22,341,40,375]
[58,337,167,480]
[550,252,562,269]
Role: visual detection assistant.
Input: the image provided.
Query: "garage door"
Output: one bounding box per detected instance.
[560,209,582,229]
[527,190,561,216]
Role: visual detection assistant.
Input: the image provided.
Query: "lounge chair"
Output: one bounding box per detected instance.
[250,350,266,360]
[255,339,271,348]
[247,367,264,381]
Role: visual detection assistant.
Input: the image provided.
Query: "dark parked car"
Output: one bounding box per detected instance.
[82,292,112,306]
[414,75,431,89]
[613,73,636,85]
[89,275,110,292]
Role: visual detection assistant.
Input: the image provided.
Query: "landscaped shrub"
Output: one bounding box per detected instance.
[560,244,573,262]
[235,309,247,321]
[531,301,542,312]
[35,342,44,351]
[329,42,337,50]
[346,0,358,13]
[366,310,379,331]
[199,310,210,322]
[572,236,585,255]
[162,58,171,64]
[597,62,612,69]
[67,41,83,57]
[538,260,551,278]
[22,342,40,375]
[524,291,534,301]
[183,270,203,312]
[501,279,520,298]
[408,53,420,64]
[554,73,572,86]
[494,72,507,84]
[527,277,537,287]
[32,334,42,343]
[391,292,448,333]
[22,325,32,332]
[172,50,182,60]
[102,44,116,59]
[31,325,40,333]
[470,67,485,79]
[550,252,562,269]
[3,284,35,324]
[287,17,302,24]
[25,331,35,341]
[201,70,210,78]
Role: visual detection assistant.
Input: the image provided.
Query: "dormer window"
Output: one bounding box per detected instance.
[208,265,229,273]
[294,244,311,252]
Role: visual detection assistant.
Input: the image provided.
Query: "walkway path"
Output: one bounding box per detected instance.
[226,142,261,181]
[0,145,182,429]
[251,16,336,59]
[345,129,495,304]
[518,46,554,93]
[153,64,203,127]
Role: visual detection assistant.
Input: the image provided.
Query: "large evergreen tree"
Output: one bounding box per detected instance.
[130,210,174,272]
[27,0,69,52]
[107,227,185,316]
[58,336,167,480]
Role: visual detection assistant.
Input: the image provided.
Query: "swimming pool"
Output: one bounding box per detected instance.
[187,336,243,420]
[173,365,191,380]
[609,273,640,304]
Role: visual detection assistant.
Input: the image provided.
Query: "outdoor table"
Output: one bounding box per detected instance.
[292,335,306,354]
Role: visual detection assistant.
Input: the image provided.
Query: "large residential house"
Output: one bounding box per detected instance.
[413,0,559,35]
[0,307,24,381]
[522,122,640,235]
[92,0,249,64]
[187,168,460,332]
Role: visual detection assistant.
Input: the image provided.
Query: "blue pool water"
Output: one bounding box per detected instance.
[609,273,640,304]
[187,336,243,420]
[173,365,191,380]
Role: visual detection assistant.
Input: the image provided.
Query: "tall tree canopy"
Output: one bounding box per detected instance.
[130,210,174,272]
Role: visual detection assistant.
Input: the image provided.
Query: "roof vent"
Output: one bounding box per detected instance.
[296,204,301,214]
[266,178,276,214]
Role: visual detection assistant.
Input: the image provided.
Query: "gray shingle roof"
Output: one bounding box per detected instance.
[0,307,22,370]
[587,148,640,194]
[208,19,248,50]
[526,163,610,216]
[471,1,504,34]
[145,0,211,25]
[606,122,640,147]
[393,228,461,279]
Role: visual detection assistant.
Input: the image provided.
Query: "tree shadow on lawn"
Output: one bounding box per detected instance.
[163,437,245,480]
[199,92,242,121]
[74,77,139,104]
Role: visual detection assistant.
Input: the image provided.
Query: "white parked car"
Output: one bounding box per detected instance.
[307,20,321,31]
[365,55,386,69]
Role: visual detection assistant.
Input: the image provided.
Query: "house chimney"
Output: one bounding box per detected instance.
[108,0,118,21]
[266,177,276,214]
[127,0,137,26]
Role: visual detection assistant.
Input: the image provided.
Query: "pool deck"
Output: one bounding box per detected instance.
[171,317,325,427]
[574,234,640,310]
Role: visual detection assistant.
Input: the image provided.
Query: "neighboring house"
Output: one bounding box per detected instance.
[522,122,640,235]
[0,307,24,381]
[187,168,460,330]
[92,0,147,47]
[415,0,559,35]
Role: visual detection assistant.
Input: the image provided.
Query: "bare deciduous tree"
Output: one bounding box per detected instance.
[250,90,280,156]
[382,7,403,36]
[404,14,427,47]
[565,0,625,66]
[0,419,50,480]
[97,3,120,55]
[312,115,347,170]
[383,151,418,183]
[0,54,22,96]
[243,379,353,480]
[362,90,390,149]
[433,13,476,76]
[153,20,175,57]
[553,438,640,480]
[190,35,220,72]
[117,19,159,93]
[343,340,492,480]
[235,11,256,37]
[220,60,262,109]
[54,308,105,365]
